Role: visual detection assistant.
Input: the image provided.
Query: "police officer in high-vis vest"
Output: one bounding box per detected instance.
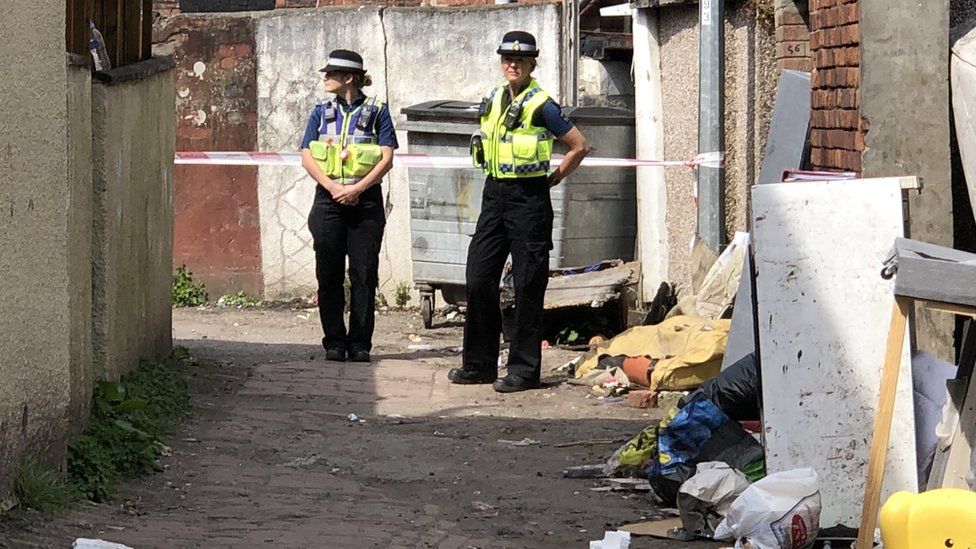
[448,31,591,392]
[300,50,398,363]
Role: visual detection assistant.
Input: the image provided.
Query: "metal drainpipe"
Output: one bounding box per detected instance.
[698,0,726,253]
[563,0,580,106]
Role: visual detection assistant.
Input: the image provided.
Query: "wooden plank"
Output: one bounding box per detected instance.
[856,296,911,549]
[923,300,976,319]
[121,0,141,66]
[141,0,152,61]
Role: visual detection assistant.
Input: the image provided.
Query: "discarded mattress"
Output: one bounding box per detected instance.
[574,315,730,392]
[952,21,976,221]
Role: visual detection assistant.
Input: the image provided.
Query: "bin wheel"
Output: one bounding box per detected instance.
[421,295,434,329]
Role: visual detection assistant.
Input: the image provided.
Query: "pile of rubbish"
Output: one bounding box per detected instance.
[555,235,825,547]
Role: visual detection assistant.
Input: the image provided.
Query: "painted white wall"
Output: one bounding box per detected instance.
[254,5,563,300]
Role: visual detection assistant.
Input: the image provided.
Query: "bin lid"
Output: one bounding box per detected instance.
[402,101,635,126]
[402,100,480,123]
[561,106,635,126]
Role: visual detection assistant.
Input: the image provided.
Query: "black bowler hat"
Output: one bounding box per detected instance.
[497,31,539,58]
[319,49,366,73]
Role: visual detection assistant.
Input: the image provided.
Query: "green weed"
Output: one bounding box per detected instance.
[218,290,262,309]
[67,354,190,502]
[172,264,207,307]
[13,457,78,514]
[393,281,411,310]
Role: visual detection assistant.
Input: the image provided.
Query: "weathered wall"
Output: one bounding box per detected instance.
[861,0,953,360]
[92,65,176,380]
[254,5,562,299]
[659,3,776,287]
[67,62,95,435]
[0,0,73,501]
[578,58,635,111]
[156,16,264,297]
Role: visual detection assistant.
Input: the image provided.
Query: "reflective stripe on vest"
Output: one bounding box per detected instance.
[313,97,384,184]
[474,79,554,180]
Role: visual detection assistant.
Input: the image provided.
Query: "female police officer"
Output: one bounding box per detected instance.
[448,31,590,392]
[300,50,398,363]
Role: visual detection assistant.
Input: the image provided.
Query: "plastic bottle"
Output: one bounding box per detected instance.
[88,20,111,72]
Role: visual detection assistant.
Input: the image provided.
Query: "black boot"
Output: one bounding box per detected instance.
[492,375,541,393]
[447,368,496,385]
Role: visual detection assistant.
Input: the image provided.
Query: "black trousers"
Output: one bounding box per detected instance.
[462,175,553,382]
[307,185,385,353]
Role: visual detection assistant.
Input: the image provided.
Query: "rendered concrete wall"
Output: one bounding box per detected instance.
[254,5,562,299]
[659,3,776,288]
[860,0,953,361]
[0,0,72,501]
[92,66,176,380]
[67,63,95,435]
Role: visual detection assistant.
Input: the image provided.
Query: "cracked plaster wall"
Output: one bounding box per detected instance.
[255,5,562,299]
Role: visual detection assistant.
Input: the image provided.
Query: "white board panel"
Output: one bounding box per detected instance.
[753,178,916,528]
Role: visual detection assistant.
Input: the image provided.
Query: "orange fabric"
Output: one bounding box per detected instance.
[622,356,653,387]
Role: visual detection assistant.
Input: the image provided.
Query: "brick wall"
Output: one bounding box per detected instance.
[774,0,812,72]
[155,0,180,15]
[153,16,264,296]
[275,0,554,7]
[808,0,861,173]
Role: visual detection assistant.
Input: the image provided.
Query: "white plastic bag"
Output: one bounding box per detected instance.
[713,468,820,549]
[589,530,630,549]
[677,461,751,536]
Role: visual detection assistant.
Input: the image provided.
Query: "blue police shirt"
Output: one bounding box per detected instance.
[534,99,575,138]
[301,94,399,150]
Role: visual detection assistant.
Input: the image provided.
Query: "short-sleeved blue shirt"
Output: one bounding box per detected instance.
[534,99,575,138]
[300,94,399,150]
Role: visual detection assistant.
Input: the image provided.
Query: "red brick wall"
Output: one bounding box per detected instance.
[275,0,555,6]
[155,0,180,15]
[808,0,861,173]
[154,16,264,296]
[775,2,812,72]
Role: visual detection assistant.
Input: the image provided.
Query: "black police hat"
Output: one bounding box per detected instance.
[319,49,366,73]
[497,31,539,58]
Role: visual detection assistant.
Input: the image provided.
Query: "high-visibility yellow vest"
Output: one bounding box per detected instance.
[471,79,554,179]
[309,96,384,185]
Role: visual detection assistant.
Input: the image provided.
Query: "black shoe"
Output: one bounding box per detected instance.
[325,348,346,362]
[348,349,371,363]
[492,375,541,393]
[447,368,496,385]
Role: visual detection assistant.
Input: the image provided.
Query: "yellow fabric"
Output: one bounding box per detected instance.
[475,79,554,179]
[574,316,731,392]
[880,489,976,549]
[312,98,384,185]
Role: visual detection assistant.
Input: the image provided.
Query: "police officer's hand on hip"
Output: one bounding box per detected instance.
[300,50,399,364]
[449,31,590,393]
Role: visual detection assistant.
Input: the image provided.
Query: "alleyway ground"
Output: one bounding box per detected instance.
[2,308,716,548]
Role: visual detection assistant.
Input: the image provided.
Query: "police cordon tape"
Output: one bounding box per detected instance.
[173,151,724,169]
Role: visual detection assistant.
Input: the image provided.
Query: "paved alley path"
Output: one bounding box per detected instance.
[1,308,715,548]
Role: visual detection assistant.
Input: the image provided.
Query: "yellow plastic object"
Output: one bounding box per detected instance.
[879,489,976,549]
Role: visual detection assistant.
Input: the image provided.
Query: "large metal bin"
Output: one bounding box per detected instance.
[401,100,637,327]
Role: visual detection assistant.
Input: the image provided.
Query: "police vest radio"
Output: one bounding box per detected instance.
[322,101,337,123]
[478,97,490,117]
[502,101,522,131]
[470,134,485,167]
[355,101,379,132]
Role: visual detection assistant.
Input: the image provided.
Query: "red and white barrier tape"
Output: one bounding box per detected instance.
[173,151,724,169]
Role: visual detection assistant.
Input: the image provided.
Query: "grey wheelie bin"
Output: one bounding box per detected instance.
[401,100,637,328]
